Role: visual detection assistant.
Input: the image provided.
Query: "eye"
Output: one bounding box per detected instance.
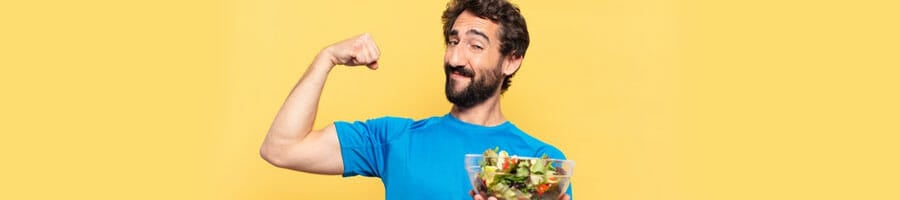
[448,40,460,46]
[471,44,484,50]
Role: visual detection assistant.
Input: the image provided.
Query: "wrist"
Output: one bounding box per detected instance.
[312,48,336,71]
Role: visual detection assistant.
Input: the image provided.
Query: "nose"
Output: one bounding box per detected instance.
[446,45,466,67]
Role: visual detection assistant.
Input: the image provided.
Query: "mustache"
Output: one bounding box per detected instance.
[444,63,475,77]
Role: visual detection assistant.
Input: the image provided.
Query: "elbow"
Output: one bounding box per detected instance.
[260,146,289,168]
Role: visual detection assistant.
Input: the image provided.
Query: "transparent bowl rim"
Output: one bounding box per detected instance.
[464,154,575,178]
[464,154,576,164]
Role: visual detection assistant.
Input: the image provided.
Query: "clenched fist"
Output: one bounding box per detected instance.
[316,33,381,70]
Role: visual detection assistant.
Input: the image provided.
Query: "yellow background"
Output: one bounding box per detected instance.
[1,0,898,199]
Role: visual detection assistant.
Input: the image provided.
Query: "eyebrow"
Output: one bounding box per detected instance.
[467,29,490,43]
[449,29,491,44]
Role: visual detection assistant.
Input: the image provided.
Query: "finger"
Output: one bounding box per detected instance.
[346,34,371,65]
[363,45,378,69]
[351,38,365,58]
[360,32,371,42]
[559,194,570,200]
[363,39,380,70]
[356,33,373,59]
[374,42,381,58]
[487,197,498,200]
[368,35,381,59]
[368,46,379,63]
[354,49,371,66]
[367,60,379,70]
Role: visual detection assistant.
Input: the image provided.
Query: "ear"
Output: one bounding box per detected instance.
[501,54,523,76]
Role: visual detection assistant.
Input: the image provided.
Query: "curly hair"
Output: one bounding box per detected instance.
[442,0,530,94]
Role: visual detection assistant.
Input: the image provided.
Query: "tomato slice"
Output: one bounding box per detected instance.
[502,157,511,170]
[537,183,551,195]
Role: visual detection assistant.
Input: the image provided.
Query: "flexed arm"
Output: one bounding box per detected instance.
[260,33,381,174]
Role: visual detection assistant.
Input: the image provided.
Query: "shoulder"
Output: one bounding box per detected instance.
[408,115,443,129]
[343,116,415,128]
[536,144,567,160]
[335,115,446,134]
[368,116,415,124]
[333,116,414,137]
[367,115,441,129]
[507,126,568,160]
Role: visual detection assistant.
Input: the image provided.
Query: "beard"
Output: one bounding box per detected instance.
[444,63,504,108]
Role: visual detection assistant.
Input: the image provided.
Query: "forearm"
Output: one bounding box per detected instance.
[259,33,378,170]
[262,53,334,153]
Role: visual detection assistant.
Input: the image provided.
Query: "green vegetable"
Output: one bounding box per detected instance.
[477,147,559,200]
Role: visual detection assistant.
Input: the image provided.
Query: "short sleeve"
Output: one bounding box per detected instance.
[334,116,411,178]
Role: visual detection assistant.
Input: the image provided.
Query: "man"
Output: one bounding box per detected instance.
[260,0,572,199]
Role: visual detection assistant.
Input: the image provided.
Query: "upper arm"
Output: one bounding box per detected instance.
[265,124,344,175]
[262,117,409,177]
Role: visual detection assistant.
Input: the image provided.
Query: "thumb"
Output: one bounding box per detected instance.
[470,190,481,200]
[366,60,379,70]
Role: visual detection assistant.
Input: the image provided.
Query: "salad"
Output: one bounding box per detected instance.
[473,147,565,200]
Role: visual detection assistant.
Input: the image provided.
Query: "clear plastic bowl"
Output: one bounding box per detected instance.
[465,154,574,200]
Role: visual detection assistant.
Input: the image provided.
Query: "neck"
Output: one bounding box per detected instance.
[450,93,506,126]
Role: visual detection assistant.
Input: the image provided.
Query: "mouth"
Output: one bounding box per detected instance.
[446,64,474,79]
[450,70,471,79]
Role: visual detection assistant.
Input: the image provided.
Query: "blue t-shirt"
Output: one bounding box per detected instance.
[334,113,573,200]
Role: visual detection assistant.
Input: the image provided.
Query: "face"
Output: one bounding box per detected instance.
[444,10,507,108]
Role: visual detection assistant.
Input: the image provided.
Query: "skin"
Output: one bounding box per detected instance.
[260,10,568,200]
[444,11,520,124]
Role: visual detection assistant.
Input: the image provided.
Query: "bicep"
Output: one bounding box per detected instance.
[281,124,344,175]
